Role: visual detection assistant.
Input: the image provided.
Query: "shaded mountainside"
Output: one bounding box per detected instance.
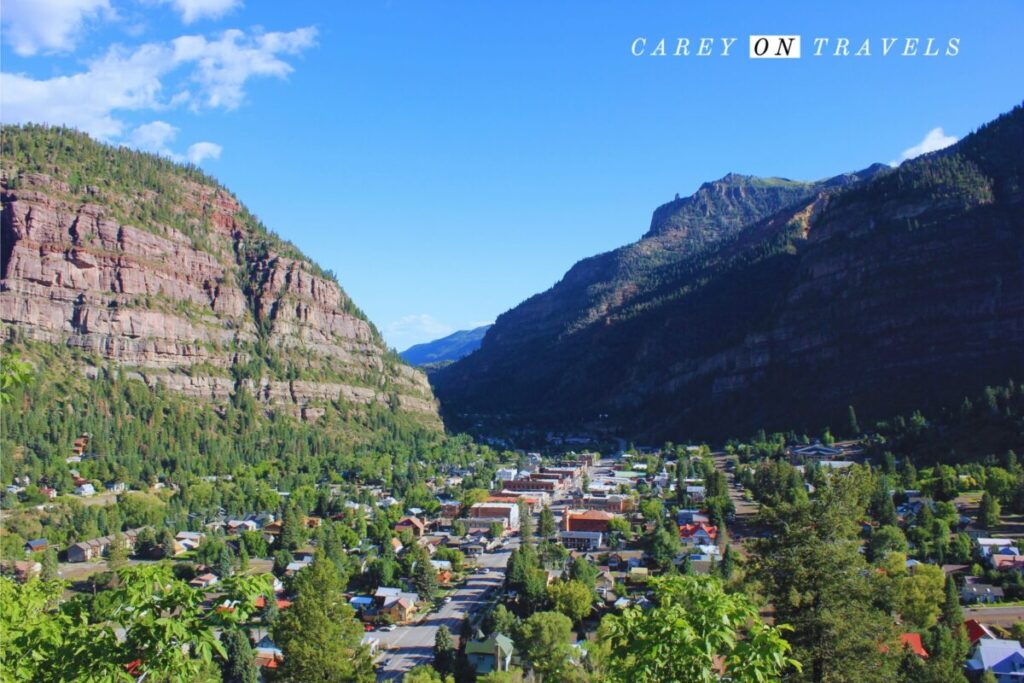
[433,106,1024,442]
[0,125,440,439]
[400,325,492,366]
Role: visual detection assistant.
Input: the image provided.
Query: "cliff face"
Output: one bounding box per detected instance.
[434,106,1024,441]
[1,126,439,429]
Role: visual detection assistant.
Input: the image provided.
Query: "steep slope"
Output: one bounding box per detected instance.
[400,325,492,367]
[434,106,1024,441]
[0,125,440,433]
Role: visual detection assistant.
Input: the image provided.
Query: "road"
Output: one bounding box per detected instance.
[965,604,1024,627]
[374,541,516,681]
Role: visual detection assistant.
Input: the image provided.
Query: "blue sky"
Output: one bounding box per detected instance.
[2,1,1022,349]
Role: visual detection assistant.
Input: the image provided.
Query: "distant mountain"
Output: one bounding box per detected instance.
[433,105,1024,442]
[401,325,492,366]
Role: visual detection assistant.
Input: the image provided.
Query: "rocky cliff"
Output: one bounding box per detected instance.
[433,106,1024,441]
[1,125,439,430]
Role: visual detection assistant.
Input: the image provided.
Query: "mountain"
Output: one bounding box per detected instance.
[433,106,1024,442]
[400,325,492,366]
[0,125,441,453]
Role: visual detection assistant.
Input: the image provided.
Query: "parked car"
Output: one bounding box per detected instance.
[380,624,397,632]
[443,596,453,604]
[363,623,375,632]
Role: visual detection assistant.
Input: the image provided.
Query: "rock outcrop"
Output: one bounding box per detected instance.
[1,127,440,430]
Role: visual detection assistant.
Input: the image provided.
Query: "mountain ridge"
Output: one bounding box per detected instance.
[434,106,1024,441]
[400,325,492,366]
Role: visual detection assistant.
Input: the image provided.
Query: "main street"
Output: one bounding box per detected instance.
[374,540,517,681]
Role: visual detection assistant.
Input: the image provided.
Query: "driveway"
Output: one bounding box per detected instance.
[374,542,515,680]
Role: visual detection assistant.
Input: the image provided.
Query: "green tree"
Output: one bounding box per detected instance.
[847,405,861,436]
[220,628,258,683]
[518,500,533,544]
[412,550,438,600]
[279,504,306,552]
[869,525,909,561]
[567,555,597,592]
[547,579,593,624]
[452,519,467,537]
[274,554,374,682]
[649,526,679,571]
[719,545,734,581]
[160,527,178,560]
[433,625,456,676]
[519,611,575,681]
[40,548,59,582]
[0,354,32,405]
[0,565,266,682]
[538,506,556,540]
[942,574,962,627]
[979,491,1001,530]
[899,563,946,630]
[600,575,798,683]
[753,471,898,683]
[107,533,129,571]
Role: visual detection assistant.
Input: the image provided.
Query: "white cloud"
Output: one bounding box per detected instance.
[0,26,317,139]
[1,42,174,139]
[122,121,221,165]
[891,127,958,166]
[1,0,111,56]
[161,0,243,24]
[126,119,180,155]
[187,141,222,163]
[173,27,318,109]
[386,314,455,349]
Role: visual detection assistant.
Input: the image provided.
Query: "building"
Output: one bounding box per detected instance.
[494,467,519,483]
[395,516,426,538]
[679,523,718,545]
[74,483,96,497]
[962,582,1005,604]
[374,587,419,623]
[563,509,615,534]
[466,633,515,675]
[189,573,219,589]
[0,560,41,582]
[468,502,521,530]
[503,478,557,493]
[559,530,604,551]
[24,538,48,554]
[573,493,633,514]
[966,638,1024,682]
[66,528,144,563]
[684,486,706,503]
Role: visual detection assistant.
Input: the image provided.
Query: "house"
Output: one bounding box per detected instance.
[595,570,616,596]
[789,442,844,460]
[678,523,718,545]
[374,587,419,623]
[39,487,57,500]
[66,528,144,563]
[438,499,463,518]
[253,635,284,672]
[390,537,404,554]
[226,519,258,534]
[684,486,706,503]
[494,467,519,484]
[898,633,929,658]
[559,530,604,551]
[976,538,1014,557]
[563,510,614,534]
[74,483,96,497]
[676,509,710,525]
[574,493,634,514]
[23,538,48,554]
[608,551,645,571]
[992,555,1024,572]
[466,633,515,675]
[349,595,375,615]
[628,567,649,583]
[189,573,219,589]
[966,638,1024,682]
[965,619,997,644]
[0,560,41,582]
[431,559,453,584]
[395,516,426,538]
[962,583,1006,604]
[105,481,126,494]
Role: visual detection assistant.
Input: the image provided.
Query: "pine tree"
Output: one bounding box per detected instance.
[433,625,455,676]
[220,628,258,683]
[40,548,59,581]
[412,548,438,600]
[719,545,734,581]
[942,575,962,627]
[979,492,1001,530]
[159,528,177,559]
[847,405,861,437]
[538,506,556,540]
[518,500,533,545]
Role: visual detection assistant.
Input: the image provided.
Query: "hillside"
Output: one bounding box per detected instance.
[0,125,442,485]
[433,106,1024,442]
[400,325,492,366]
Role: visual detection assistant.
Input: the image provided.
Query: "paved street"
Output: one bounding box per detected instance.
[965,604,1024,627]
[374,542,515,681]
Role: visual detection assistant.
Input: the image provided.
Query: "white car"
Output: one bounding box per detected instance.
[380,624,397,632]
